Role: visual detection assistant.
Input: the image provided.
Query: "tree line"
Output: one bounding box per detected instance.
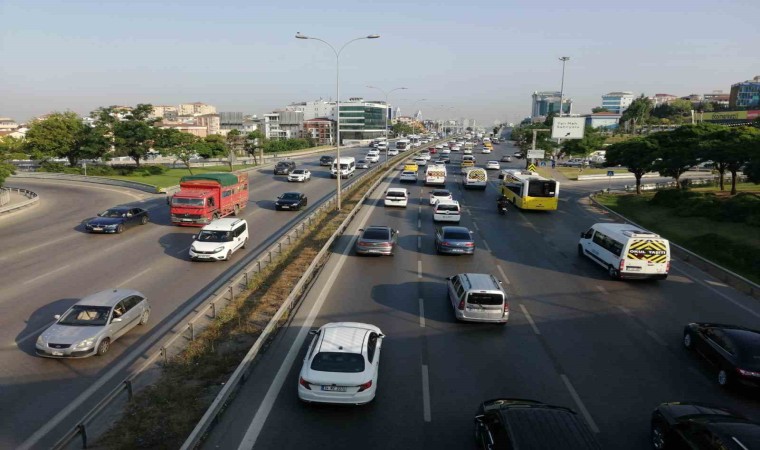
[0,103,319,185]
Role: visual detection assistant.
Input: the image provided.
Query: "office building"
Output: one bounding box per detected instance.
[601,92,635,114]
[584,112,622,130]
[336,98,386,142]
[729,76,760,109]
[531,91,572,118]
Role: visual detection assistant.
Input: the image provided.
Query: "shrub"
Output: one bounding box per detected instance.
[650,189,700,207]
[674,196,720,219]
[84,165,116,176]
[38,161,77,173]
[686,233,760,277]
[716,193,760,223]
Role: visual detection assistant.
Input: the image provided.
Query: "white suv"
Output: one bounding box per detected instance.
[189,218,249,261]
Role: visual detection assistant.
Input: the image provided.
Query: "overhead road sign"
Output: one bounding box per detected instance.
[551,117,585,139]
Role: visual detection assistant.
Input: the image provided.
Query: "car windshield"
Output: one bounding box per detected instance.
[276,162,290,167]
[433,191,450,197]
[197,230,231,242]
[444,230,471,240]
[467,293,503,305]
[291,170,305,174]
[172,197,204,207]
[311,352,365,373]
[99,209,128,218]
[281,193,301,200]
[362,229,390,240]
[58,305,111,326]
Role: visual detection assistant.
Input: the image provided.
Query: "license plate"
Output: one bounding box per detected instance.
[628,267,641,271]
[281,206,289,209]
[52,351,64,356]
[450,249,463,253]
[182,218,192,222]
[321,386,347,392]
[92,227,102,231]
[198,255,209,259]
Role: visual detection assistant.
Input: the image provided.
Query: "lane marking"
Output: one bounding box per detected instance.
[560,374,600,433]
[496,265,511,285]
[482,239,491,252]
[705,280,728,287]
[595,285,608,294]
[0,234,73,261]
[647,329,668,347]
[472,221,479,231]
[117,268,152,288]
[672,266,760,319]
[617,305,632,316]
[418,260,422,279]
[519,304,541,335]
[419,298,425,328]
[421,364,432,422]
[418,218,421,229]
[417,236,422,250]
[176,245,191,255]
[22,264,71,285]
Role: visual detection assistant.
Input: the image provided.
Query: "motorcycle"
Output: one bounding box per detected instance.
[497,198,508,215]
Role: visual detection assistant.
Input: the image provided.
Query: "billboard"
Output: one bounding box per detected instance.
[699,110,759,121]
[551,117,585,139]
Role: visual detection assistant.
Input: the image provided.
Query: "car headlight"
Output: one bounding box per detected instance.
[74,338,96,349]
[213,246,225,253]
[36,335,45,346]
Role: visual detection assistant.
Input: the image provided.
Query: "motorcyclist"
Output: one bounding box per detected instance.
[497,195,509,213]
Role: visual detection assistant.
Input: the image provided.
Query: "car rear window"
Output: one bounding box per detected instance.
[311,352,365,373]
[436,204,459,212]
[444,230,470,240]
[363,229,390,240]
[433,190,450,196]
[387,191,406,198]
[467,293,503,305]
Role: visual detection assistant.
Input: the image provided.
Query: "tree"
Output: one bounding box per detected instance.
[0,136,23,187]
[492,126,499,136]
[650,126,701,189]
[561,126,607,158]
[153,128,199,174]
[201,135,231,170]
[591,107,610,113]
[511,124,556,153]
[692,123,732,191]
[543,112,556,127]
[721,126,759,195]
[605,137,660,194]
[244,131,265,164]
[745,159,760,184]
[112,104,157,167]
[620,95,653,133]
[392,122,414,136]
[24,112,109,166]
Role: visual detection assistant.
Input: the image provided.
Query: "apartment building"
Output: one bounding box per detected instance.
[178,102,217,116]
[303,118,335,145]
[151,105,179,120]
[0,117,19,131]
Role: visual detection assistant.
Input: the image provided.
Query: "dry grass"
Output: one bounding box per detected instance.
[100,169,384,449]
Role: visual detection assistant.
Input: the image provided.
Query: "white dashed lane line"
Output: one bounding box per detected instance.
[418,298,426,328]
[417,260,422,279]
[519,304,541,335]
[496,265,511,285]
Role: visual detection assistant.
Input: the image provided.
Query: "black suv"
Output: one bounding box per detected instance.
[319,155,334,166]
[475,399,601,450]
[651,402,760,450]
[274,160,296,175]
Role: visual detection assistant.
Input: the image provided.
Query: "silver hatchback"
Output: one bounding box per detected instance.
[36,289,150,358]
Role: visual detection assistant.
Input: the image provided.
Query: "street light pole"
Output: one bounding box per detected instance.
[556,56,570,159]
[296,32,380,210]
[367,85,407,163]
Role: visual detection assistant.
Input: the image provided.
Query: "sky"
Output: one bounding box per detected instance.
[2,0,759,126]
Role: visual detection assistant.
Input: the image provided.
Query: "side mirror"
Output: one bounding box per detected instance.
[277,195,282,199]
[580,232,585,238]
[112,317,123,323]
[358,228,364,232]
[308,329,317,335]
[54,314,61,320]
[474,414,485,423]
[378,333,385,338]
[445,276,452,280]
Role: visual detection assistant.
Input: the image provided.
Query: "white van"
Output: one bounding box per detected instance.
[331,157,356,178]
[447,273,509,323]
[425,164,447,186]
[433,200,461,222]
[189,218,248,261]
[578,223,670,280]
[463,168,487,190]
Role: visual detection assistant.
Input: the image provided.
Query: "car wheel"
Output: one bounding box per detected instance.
[96,338,110,356]
[718,369,730,387]
[577,245,584,257]
[140,215,148,225]
[608,266,619,279]
[651,421,667,450]
[225,250,232,261]
[116,224,124,234]
[233,205,240,216]
[242,237,248,249]
[683,332,693,349]
[139,309,150,325]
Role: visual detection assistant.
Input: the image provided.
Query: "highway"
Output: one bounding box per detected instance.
[0,146,374,448]
[200,139,760,450]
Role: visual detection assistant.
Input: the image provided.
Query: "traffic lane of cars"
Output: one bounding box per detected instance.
[0,147,377,447]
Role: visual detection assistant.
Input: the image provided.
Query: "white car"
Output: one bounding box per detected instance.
[387,148,399,156]
[288,169,312,182]
[400,170,418,183]
[189,218,249,261]
[385,187,409,207]
[377,142,388,151]
[441,148,451,155]
[452,145,461,152]
[485,161,500,170]
[435,144,444,150]
[419,151,431,161]
[413,157,427,166]
[481,147,491,154]
[429,189,453,205]
[298,322,384,405]
[463,148,473,155]
[365,153,379,163]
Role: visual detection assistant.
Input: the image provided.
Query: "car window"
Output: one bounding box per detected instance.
[123,296,142,310]
[58,305,111,326]
[367,333,378,363]
[100,208,126,218]
[436,204,459,212]
[307,332,320,359]
[444,230,471,240]
[197,230,231,242]
[708,329,735,354]
[363,229,390,240]
[282,193,301,200]
[310,352,365,373]
[467,293,503,305]
[113,301,127,319]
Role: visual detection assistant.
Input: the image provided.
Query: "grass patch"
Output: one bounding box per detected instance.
[557,167,631,180]
[99,164,390,449]
[106,165,254,189]
[595,192,760,284]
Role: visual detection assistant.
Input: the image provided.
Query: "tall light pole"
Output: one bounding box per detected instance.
[558,56,570,118]
[296,32,380,210]
[367,85,407,162]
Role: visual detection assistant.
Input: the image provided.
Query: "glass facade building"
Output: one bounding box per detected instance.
[730,76,760,109]
[601,92,635,114]
[531,91,572,118]
[337,101,387,142]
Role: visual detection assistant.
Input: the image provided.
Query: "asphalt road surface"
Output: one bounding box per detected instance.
[0,145,378,448]
[200,140,760,450]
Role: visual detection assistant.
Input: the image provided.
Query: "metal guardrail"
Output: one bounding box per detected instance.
[622,175,747,192]
[0,187,40,215]
[9,172,161,193]
[589,191,760,300]
[50,139,429,450]
[0,188,9,206]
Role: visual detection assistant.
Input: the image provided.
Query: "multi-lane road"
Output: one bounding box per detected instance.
[198,139,760,450]
[0,146,371,449]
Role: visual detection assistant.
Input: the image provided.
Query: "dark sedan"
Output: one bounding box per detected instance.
[651,402,760,450]
[435,226,475,255]
[319,155,334,166]
[275,192,307,211]
[274,160,296,175]
[355,226,397,256]
[84,207,149,233]
[356,159,370,169]
[683,323,760,388]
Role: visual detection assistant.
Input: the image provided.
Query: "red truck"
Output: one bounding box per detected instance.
[169,172,249,226]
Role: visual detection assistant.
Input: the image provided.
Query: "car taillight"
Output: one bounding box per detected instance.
[464,242,474,247]
[441,241,450,247]
[357,380,373,392]
[619,259,625,272]
[665,261,670,273]
[299,377,311,390]
[737,368,760,378]
[357,241,368,247]
[504,302,510,315]
[458,299,465,310]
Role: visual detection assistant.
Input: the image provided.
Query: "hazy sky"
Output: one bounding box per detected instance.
[2,0,759,125]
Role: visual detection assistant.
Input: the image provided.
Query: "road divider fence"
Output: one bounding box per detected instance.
[0,187,39,215]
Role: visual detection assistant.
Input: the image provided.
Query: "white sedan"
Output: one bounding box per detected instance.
[429,189,453,205]
[387,149,399,156]
[486,161,501,170]
[413,157,428,166]
[298,322,384,405]
[365,153,379,163]
[441,148,451,155]
[481,147,491,154]
[288,169,311,182]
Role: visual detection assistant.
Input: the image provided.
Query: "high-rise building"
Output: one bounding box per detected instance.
[531,91,572,118]
[337,98,387,142]
[729,76,760,109]
[601,92,636,114]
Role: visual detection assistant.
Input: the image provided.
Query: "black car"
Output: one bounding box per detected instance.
[274,160,296,175]
[475,399,601,450]
[435,226,475,255]
[319,155,334,166]
[683,323,760,388]
[84,207,149,234]
[651,402,760,450]
[275,192,307,211]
